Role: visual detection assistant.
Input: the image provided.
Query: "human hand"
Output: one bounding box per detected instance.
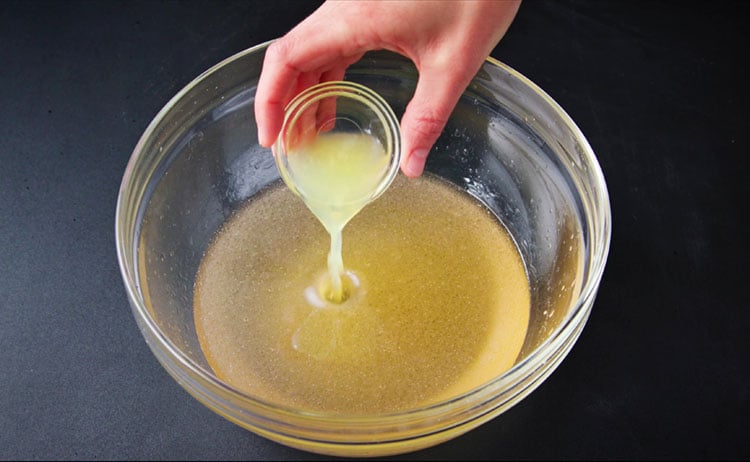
[255,0,520,177]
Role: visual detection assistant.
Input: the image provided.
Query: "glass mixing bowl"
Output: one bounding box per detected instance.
[115,42,611,457]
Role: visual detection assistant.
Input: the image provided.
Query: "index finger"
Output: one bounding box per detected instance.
[254,10,371,147]
[255,45,303,147]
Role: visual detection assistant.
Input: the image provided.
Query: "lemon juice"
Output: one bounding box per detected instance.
[285,132,390,302]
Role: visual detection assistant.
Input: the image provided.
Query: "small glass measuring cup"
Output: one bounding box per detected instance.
[273,80,402,221]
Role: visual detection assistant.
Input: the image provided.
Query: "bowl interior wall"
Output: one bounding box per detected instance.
[135,49,586,377]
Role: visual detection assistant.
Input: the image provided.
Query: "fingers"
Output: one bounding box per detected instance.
[255,42,300,147]
[400,67,470,177]
[315,63,351,133]
[255,6,368,147]
[257,0,520,161]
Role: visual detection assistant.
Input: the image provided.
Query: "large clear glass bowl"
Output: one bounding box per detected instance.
[115,42,611,457]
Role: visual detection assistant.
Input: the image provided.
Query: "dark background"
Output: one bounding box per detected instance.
[1,0,747,459]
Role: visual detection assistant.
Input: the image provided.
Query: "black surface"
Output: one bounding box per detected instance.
[1,1,747,459]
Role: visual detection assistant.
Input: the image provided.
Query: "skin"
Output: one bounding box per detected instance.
[255,0,521,177]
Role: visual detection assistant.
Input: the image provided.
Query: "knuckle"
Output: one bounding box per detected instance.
[409,112,448,140]
[267,38,293,61]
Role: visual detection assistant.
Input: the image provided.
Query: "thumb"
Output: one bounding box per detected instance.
[399,68,469,177]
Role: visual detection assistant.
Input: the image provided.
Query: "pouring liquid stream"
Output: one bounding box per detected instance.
[287,132,389,302]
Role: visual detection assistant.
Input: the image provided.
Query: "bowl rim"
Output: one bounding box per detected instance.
[115,40,612,424]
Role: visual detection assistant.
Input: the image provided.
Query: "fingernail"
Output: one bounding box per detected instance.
[403,149,428,177]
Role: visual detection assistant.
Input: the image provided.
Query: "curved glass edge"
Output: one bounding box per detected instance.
[114,41,612,445]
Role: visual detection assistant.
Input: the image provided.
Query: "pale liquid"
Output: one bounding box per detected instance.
[285,132,389,301]
[194,174,531,414]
